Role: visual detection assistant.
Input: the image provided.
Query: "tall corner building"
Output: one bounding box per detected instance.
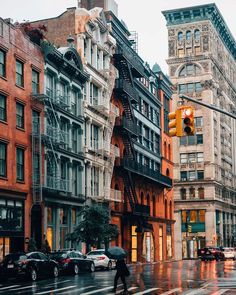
[162,4,236,259]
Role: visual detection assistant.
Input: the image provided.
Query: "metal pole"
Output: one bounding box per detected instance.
[179,94,236,120]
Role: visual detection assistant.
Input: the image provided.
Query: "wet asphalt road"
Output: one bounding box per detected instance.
[1,260,236,294]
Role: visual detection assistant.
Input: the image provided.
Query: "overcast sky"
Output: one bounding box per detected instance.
[1,0,236,74]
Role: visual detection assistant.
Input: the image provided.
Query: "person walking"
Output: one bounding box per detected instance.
[112,259,130,294]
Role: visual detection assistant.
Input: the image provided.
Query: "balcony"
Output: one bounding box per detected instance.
[105,189,122,202]
[114,43,145,78]
[115,117,138,136]
[44,176,72,193]
[119,158,172,188]
[89,97,110,116]
[45,88,70,109]
[134,204,150,217]
[43,125,69,147]
[114,79,138,102]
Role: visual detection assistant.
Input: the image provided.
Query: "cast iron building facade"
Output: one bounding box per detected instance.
[163,4,236,259]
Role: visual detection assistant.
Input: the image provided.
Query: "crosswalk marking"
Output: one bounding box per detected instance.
[132,288,160,295]
[35,285,76,295]
[10,285,37,291]
[60,286,96,295]
[183,288,207,295]
[211,290,230,295]
[80,285,122,295]
[0,285,20,291]
[115,287,139,294]
[159,288,182,295]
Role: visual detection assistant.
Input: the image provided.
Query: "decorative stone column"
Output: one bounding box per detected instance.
[205,208,216,246]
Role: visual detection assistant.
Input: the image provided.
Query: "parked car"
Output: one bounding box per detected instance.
[0,251,59,281]
[86,249,115,270]
[198,247,225,261]
[222,247,236,260]
[50,250,95,274]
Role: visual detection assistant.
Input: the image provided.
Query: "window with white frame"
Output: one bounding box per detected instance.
[91,166,99,196]
[90,83,99,106]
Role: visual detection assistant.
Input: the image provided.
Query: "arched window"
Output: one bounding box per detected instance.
[198,187,205,199]
[179,64,201,77]
[164,142,167,158]
[152,195,156,217]
[189,187,195,199]
[180,188,186,200]
[165,199,168,219]
[178,32,183,42]
[146,194,150,207]
[194,29,200,41]
[168,144,171,160]
[166,168,170,177]
[169,201,172,219]
[141,192,144,205]
[186,30,191,41]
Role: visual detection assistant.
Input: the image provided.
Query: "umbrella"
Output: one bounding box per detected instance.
[105,246,127,260]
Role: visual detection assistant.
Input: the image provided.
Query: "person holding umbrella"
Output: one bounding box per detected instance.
[105,247,130,294]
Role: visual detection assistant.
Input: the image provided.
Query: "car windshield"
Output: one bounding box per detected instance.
[87,251,105,255]
[224,248,233,252]
[50,252,67,259]
[3,254,27,262]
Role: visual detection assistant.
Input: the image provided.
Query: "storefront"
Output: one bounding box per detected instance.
[0,198,24,260]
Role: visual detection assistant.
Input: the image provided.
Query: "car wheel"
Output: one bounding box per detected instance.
[107,261,112,271]
[90,263,95,272]
[29,268,37,281]
[53,266,59,278]
[73,264,79,275]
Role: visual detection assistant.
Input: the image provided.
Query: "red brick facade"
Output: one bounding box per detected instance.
[0,19,44,257]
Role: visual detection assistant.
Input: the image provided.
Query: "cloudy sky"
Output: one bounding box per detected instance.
[1,0,236,74]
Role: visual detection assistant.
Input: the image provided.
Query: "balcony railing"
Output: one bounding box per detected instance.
[106,189,122,202]
[44,176,72,193]
[89,96,110,115]
[43,125,69,146]
[120,158,172,188]
[114,79,137,102]
[134,204,150,217]
[115,44,145,77]
[115,117,138,136]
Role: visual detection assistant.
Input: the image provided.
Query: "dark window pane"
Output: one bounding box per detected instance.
[16,148,24,181]
[16,60,24,87]
[16,102,24,128]
[0,94,6,121]
[0,142,7,177]
[196,134,203,144]
[32,70,39,94]
[0,50,6,77]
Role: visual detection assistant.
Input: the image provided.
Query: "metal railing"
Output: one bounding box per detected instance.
[120,158,172,188]
[115,117,138,135]
[45,175,72,193]
[115,79,137,101]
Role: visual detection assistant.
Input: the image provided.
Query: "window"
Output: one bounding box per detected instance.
[186,48,192,56]
[195,117,203,127]
[0,21,3,36]
[197,153,203,162]
[195,46,201,55]
[155,134,160,154]
[194,29,200,41]
[186,31,191,41]
[143,101,149,117]
[90,83,99,106]
[190,211,197,222]
[182,211,187,223]
[178,49,184,58]
[16,102,24,129]
[189,171,196,181]
[180,188,186,200]
[0,94,6,122]
[197,170,204,179]
[180,171,187,181]
[164,95,170,133]
[0,49,6,78]
[71,90,77,115]
[189,153,196,163]
[91,166,99,196]
[195,82,202,92]
[32,70,39,94]
[16,148,24,181]
[196,134,203,144]
[179,84,186,93]
[188,135,195,145]
[32,110,40,134]
[178,32,183,42]
[180,154,187,164]
[198,187,204,199]
[0,142,7,177]
[180,136,187,145]
[179,64,201,77]
[189,187,195,198]
[186,83,194,93]
[199,210,205,222]
[16,60,24,87]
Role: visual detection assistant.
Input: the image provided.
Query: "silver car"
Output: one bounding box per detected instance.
[86,249,115,270]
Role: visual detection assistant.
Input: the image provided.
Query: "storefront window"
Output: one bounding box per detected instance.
[46,227,53,250]
[47,207,53,224]
[60,227,68,249]
[199,210,205,222]
[0,199,23,231]
[182,211,187,223]
[59,208,68,225]
[131,226,137,262]
[72,209,76,225]
[190,211,197,222]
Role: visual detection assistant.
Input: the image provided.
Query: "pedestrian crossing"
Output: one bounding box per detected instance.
[0,282,235,294]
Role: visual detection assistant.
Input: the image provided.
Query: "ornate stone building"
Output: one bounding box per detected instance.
[163,4,236,259]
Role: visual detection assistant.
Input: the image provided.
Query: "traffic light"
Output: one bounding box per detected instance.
[187,225,192,233]
[182,106,195,135]
[168,109,182,137]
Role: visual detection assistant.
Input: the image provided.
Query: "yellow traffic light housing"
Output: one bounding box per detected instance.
[182,106,195,135]
[168,109,182,137]
[187,225,192,233]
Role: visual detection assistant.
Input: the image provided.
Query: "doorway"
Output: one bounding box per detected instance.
[31,205,42,249]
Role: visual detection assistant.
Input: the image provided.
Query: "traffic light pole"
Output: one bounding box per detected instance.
[179,94,236,120]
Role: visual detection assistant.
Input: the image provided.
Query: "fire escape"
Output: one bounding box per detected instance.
[31,89,73,204]
[113,42,149,217]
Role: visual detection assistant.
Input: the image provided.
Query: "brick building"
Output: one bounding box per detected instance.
[0,18,44,258]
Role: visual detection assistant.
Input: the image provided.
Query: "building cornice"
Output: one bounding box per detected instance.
[162,3,236,60]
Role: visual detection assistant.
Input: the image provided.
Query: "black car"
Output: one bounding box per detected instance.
[198,247,225,261]
[0,251,59,281]
[50,250,95,275]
